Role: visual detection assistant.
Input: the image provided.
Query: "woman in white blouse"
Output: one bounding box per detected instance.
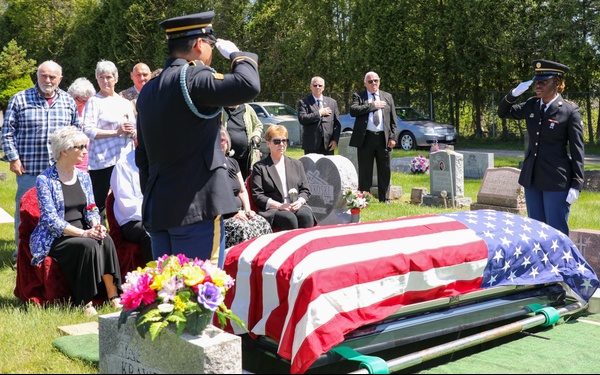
[82,60,136,223]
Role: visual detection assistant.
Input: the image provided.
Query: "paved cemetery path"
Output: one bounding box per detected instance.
[456,148,600,164]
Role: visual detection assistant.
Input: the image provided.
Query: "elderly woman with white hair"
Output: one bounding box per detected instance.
[82,60,136,222]
[67,77,96,172]
[29,127,122,317]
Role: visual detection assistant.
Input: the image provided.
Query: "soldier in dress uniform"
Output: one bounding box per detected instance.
[497,59,584,235]
[135,10,260,264]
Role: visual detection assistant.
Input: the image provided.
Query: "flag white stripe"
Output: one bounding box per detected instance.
[290,259,489,357]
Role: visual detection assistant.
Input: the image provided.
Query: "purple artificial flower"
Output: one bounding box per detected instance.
[197,282,224,311]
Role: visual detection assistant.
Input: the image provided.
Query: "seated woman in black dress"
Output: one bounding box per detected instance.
[220,129,272,250]
[251,125,317,231]
[29,127,122,317]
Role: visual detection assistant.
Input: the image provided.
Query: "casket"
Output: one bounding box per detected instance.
[218,210,599,374]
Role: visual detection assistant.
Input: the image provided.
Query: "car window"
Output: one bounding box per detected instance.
[396,107,429,121]
[265,104,298,117]
[249,104,268,118]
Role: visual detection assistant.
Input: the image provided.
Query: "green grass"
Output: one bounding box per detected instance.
[0,143,599,373]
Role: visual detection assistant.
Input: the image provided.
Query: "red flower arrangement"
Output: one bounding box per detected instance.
[86,203,97,211]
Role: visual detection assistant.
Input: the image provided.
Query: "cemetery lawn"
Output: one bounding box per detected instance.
[0,147,599,373]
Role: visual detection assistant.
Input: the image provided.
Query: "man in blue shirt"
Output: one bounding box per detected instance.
[1,60,80,260]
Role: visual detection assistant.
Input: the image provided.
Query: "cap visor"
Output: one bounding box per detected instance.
[533,75,553,81]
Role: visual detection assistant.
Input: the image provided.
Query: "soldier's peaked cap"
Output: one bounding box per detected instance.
[532,59,570,81]
[160,11,216,41]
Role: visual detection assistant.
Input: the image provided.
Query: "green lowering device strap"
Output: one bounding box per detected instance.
[330,346,389,374]
[525,303,560,326]
[536,306,561,326]
[525,303,544,313]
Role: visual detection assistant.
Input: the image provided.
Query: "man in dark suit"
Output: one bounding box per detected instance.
[497,59,583,235]
[135,10,260,263]
[297,76,342,155]
[349,71,397,203]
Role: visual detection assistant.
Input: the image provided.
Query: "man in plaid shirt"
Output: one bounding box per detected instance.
[1,60,80,261]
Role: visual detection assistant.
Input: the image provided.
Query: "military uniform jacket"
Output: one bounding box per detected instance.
[297,95,342,151]
[348,90,397,148]
[497,93,584,191]
[135,53,260,231]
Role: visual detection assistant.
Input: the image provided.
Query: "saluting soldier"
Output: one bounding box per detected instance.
[497,59,584,235]
[135,10,260,264]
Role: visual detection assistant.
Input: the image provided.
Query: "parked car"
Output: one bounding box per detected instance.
[248,102,302,153]
[338,106,458,151]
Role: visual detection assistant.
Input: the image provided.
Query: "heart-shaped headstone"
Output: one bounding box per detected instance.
[300,154,357,223]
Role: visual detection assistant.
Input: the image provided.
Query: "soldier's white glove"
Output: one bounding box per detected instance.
[216,39,239,60]
[511,80,533,97]
[566,188,579,204]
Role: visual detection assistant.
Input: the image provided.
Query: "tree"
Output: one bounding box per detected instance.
[0,39,35,110]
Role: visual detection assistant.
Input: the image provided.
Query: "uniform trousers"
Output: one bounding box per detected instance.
[147,216,226,266]
[524,187,571,235]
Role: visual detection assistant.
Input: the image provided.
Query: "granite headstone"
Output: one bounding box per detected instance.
[460,151,494,179]
[470,167,526,215]
[300,154,358,224]
[424,150,471,208]
[99,312,242,374]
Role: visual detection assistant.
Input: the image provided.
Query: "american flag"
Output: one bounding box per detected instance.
[444,210,598,303]
[219,209,599,374]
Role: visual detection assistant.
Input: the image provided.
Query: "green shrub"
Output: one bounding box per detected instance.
[0,75,34,111]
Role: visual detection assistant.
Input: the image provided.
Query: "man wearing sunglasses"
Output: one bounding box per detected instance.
[349,71,397,203]
[135,10,260,265]
[297,76,342,155]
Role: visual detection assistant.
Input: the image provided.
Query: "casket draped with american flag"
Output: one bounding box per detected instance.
[219,209,599,374]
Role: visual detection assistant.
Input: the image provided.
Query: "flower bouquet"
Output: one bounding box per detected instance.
[343,188,373,213]
[118,254,246,341]
[410,154,430,174]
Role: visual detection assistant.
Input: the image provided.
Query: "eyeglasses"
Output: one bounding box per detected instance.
[72,144,87,150]
[271,138,289,145]
[75,97,88,105]
[201,38,216,50]
[312,84,323,87]
[367,79,380,84]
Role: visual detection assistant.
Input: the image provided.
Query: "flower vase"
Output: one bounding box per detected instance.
[350,208,361,223]
[184,311,213,336]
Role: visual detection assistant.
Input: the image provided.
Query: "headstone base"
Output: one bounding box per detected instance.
[370,186,402,201]
[422,195,472,209]
[98,312,241,374]
[470,203,527,215]
[410,187,428,205]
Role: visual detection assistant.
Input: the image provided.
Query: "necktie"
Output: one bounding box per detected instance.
[318,99,323,109]
[373,94,380,126]
[541,103,546,119]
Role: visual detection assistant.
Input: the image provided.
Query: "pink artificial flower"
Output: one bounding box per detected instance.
[120,272,156,310]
